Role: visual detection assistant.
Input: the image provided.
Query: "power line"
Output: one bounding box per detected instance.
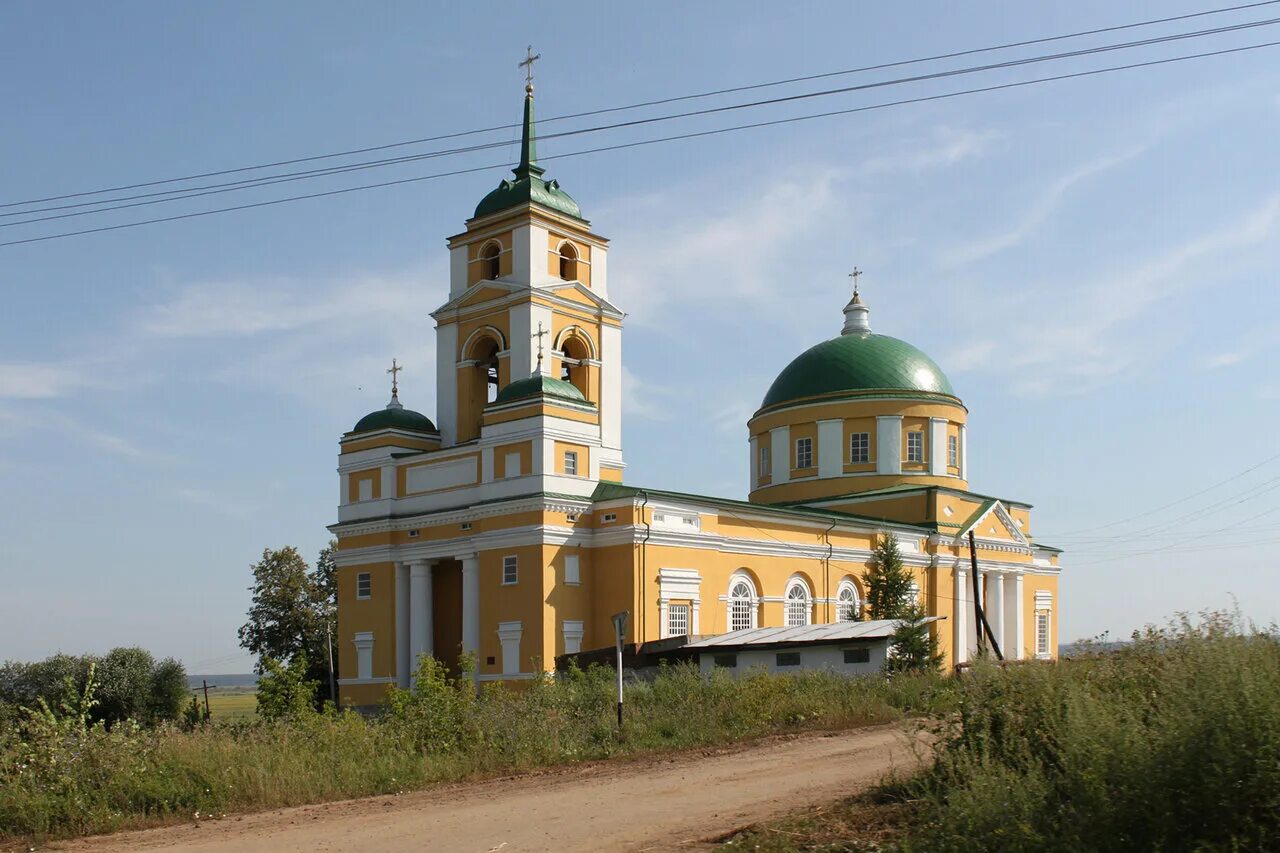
[4,38,1278,249]
[5,14,1278,229]
[3,0,1276,212]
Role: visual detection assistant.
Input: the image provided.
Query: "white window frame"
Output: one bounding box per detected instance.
[356,571,372,600]
[562,620,584,655]
[564,553,580,585]
[759,445,771,478]
[357,478,374,502]
[906,431,924,463]
[1036,610,1051,658]
[836,579,860,622]
[784,578,812,627]
[504,451,522,478]
[849,432,870,464]
[726,573,758,632]
[668,603,690,637]
[795,437,813,470]
[602,512,617,523]
[502,555,518,585]
[564,450,578,476]
[497,621,523,675]
[948,434,958,468]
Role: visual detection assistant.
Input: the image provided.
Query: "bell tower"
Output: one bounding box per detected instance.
[430,66,625,483]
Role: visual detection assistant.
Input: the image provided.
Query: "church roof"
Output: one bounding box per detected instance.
[472,88,583,222]
[493,373,589,405]
[350,399,438,435]
[760,332,957,411]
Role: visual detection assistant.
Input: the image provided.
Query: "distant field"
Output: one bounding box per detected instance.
[199,688,257,721]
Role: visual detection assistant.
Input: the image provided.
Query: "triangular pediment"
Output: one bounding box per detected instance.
[432,279,623,319]
[954,499,1029,547]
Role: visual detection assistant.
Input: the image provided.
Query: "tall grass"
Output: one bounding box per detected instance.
[0,660,955,841]
[902,611,1280,852]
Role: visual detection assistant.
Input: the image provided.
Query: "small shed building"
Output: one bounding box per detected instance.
[683,619,933,676]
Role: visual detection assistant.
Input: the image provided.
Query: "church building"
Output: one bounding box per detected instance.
[331,78,1062,706]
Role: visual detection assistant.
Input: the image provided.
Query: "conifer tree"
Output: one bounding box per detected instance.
[864,533,913,620]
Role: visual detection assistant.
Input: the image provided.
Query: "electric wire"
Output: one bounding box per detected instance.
[6,14,1278,228]
[3,38,1278,249]
[2,0,1277,211]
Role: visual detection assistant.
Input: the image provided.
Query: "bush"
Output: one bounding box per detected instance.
[255,656,319,721]
[0,649,188,727]
[901,610,1280,852]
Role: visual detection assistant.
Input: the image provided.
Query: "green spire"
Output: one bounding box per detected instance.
[514,89,544,180]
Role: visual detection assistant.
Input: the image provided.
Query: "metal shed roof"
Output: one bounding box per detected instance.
[684,619,938,650]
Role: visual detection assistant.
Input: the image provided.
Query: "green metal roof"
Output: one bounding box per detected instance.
[492,373,589,405]
[472,92,583,221]
[350,404,438,435]
[760,332,957,410]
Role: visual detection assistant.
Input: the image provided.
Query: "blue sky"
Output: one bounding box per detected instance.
[2,2,1278,672]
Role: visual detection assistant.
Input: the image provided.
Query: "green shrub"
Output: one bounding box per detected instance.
[902,610,1280,852]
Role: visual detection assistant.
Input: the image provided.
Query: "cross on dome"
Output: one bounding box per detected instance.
[848,266,862,298]
[386,358,404,409]
[533,322,549,373]
[841,269,871,335]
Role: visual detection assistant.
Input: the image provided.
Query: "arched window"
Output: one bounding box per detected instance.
[727,574,757,632]
[785,579,812,627]
[559,242,578,281]
[836,580,861,622]
[470,337,500,403]
[479,241,501,280]
[559,334,591,399]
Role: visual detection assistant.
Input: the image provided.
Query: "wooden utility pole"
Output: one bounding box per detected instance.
[201,679,215,719]
[967,531,1005,661]
[325,620,337,704]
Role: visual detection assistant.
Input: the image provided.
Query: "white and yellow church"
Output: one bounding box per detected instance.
[331,81,1062,707]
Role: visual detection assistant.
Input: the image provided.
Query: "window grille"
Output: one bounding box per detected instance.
[1036,612,1051,656]
[668,603,690,637]
[729,581,754,631]
[795,437,813,469]
[785,584,810,627]
[837,585,859,621]
[759,446,771,478]
[844,647,871,664]
[356,572,371,599]
[775,652,801,667]
[850,432,870,463]
[907,431,924,462]
[502,555,518,585]
[713,653,737,668]
[564,451,578,476]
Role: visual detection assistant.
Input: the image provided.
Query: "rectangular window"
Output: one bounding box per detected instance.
[775,651,801,667]
[1036,611,1051,657]
[795,437,813,470]
[844,647,871,664]
[948,434,959,468]
[759,445,771,478]
[907,431,924,463]
[354,632,373,680]
[849,432,870,464]
[668,603,690,637]
[602,512,617,523]
[713,653,737,668]
[564,450,578,476]
[502,555,518,585]
[564,554,580,585]
[356,572,371,599]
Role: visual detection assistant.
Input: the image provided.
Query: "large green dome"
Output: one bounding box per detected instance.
[761,332,957,410]
[350,403,438,435]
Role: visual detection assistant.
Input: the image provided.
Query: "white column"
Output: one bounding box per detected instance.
[959,424,968,481]
[1006,573,1025,659]
[448,244,468,297]
[461,554,480,661]
[928,417,948,476]
[748,435,759,488]
[395,563,410,688]
[876,415,902,475]
[769,426,791,485]
[954,567,968,665]
[436,322,458,447]
[408,560,433,684]
[817,419,843,479]
[600,323,623,452]
[989,573,1005,657]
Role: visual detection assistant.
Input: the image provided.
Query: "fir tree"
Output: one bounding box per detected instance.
[864,533,913,619]
[886,602,944,674]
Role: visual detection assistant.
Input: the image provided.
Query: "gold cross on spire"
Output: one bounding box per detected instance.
[533,322,548,370]
[386,358,402,397]
[519,45,541,93]
[848,266,863,297]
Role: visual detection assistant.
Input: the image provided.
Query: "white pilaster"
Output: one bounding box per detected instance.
[395,563,409,688]
[448,244,468,297]
[508,301,533,382]
[436,322,458,447]
[527,222,552,286]
[769,426,791,485]
[817,419,843,479]
[511,223,532,283]
[954,567,968,665]
[538,436,555,477]
[380,464,396,500]
[658,599,670,639]
[409,560,433,684]
[592,246,609,298]
[338,470,348,507]
[929,417,948,476]
[600,323,623,452]
[749,435,759,488]
[461,554,480,661]
[481,446,494,483]
[959,424,968,481]
[876,415,903,475]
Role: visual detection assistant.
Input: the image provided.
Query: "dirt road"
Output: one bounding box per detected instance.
[55,725,922,853]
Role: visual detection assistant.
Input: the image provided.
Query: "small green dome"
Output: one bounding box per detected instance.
[351,403,438,435]
[493,374,588,405]
[761,332,957,410]
[474,176,582,221]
